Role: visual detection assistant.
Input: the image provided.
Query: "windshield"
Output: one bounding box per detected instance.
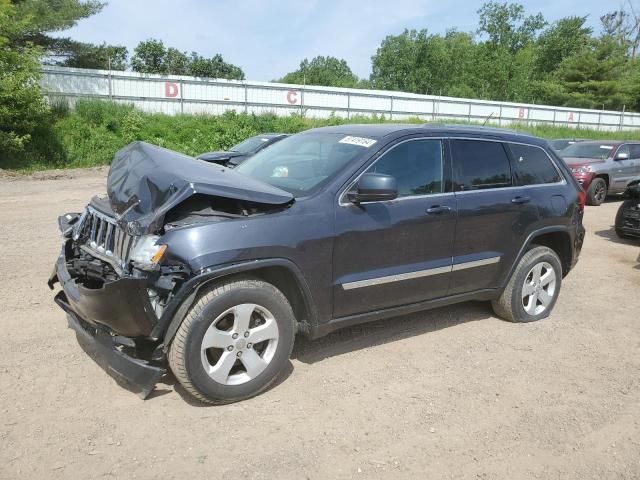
[561,143,615,159]
[549,140,572,151]
[235,133,373,196]
[231,136,272,154]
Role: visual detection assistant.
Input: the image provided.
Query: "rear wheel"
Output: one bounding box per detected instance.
[586,177,607,206]
[168,277,296,404]
[492,246,562,323]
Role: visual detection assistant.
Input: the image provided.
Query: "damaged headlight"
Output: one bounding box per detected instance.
[130,235,167,268]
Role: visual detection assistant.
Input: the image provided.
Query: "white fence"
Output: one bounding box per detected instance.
[40,66,640,131]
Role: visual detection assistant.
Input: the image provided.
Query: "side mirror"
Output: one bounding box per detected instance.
[348,173,398,203]
[615,152,629,161]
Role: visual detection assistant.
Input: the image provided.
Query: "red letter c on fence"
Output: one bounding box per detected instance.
[287,90,298,105]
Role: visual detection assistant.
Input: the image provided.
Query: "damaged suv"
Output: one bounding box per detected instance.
[49,125,585,404]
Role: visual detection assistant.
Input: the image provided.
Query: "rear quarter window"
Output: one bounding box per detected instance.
[508,144,562,186]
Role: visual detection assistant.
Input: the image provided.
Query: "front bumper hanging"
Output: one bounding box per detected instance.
[49,246,166,399]
[50,245,157,337]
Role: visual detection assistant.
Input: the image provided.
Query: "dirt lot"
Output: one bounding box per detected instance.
[1,168,639,480]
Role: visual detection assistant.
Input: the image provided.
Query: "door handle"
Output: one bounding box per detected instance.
[426,205,452,214]
[511,196,531,204]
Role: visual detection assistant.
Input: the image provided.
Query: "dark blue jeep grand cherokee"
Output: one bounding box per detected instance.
[49,124,585,404]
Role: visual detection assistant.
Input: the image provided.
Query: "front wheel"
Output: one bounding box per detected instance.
[168,277,296,404]
[492,246,562,323]
[586,178,607,206]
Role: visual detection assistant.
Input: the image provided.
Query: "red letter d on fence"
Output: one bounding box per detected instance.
[165,82,179,98]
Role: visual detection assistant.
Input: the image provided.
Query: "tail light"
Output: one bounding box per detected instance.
[578,190,586,214]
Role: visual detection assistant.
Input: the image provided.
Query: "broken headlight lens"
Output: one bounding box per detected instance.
[130,235,167,267]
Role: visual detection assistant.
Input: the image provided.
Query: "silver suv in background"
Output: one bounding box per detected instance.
[560,141,640,205]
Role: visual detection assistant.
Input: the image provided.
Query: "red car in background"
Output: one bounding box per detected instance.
[560,141,640,206]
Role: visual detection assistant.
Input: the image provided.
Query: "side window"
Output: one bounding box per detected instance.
[629,144,640,159]
[451,140,512,191]
[617,144,630,158]
[508,144,562,185]
[366,139,443,197]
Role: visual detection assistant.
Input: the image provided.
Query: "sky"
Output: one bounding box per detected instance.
[58,0,618,81]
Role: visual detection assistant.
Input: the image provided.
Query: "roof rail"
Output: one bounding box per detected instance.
[420,123,529,136]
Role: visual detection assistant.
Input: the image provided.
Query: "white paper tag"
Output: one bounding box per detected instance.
[339,136,377,148]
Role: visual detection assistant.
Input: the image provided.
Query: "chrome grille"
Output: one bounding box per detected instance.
[75,206,135,263]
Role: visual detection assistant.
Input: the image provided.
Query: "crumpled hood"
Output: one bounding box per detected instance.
[561,156,606,167]
[106,142,293,234]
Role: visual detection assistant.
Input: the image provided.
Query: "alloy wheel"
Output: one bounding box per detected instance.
[200,303,279,385]
[521,261,557,316]
[594,182,606,203]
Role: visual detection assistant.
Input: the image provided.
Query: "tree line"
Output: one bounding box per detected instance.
[2,0,640,164]
[367,2,640,111]
[48,38,245,80]
[36,1,640,112]
[277,2,640,112]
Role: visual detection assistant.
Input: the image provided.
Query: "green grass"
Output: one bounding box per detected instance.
[3,99,640,171]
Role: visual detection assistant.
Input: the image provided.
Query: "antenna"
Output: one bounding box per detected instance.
[482,112,495,126]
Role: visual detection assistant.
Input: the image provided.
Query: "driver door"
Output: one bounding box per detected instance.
[332,137,457,318]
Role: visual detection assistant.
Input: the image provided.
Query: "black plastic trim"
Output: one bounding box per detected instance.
[156,258,317,345]
[53,247,157,337]
[309,288,497,339]
[55,292,165,399]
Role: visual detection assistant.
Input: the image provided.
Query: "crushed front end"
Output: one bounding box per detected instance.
[48,141,294,399]
[48,199,188,398]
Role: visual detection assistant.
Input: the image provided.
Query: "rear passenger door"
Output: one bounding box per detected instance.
[448,139,539,295]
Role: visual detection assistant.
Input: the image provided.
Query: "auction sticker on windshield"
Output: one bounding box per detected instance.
[339,136,377,148]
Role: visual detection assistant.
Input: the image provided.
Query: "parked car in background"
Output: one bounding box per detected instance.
[549,139,585,152]
[615,181,640,239]
[197,133,289,167]
[560,140,640,206]
[49,125,586,404]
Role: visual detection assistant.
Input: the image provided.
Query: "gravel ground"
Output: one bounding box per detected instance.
[1,169,639,480]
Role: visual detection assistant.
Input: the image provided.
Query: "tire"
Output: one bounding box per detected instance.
[615,206,630,239]
[168,277,296,404]
[615,228,629,239]
[586,177,607,206]
[491,246,562,323]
